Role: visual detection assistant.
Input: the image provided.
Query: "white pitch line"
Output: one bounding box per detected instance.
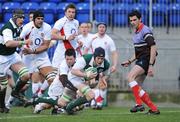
[0,110,180,120]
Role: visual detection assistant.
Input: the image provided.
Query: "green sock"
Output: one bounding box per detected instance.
[34,97,58,106]
[66,96,88,111]
[14,79,27,92]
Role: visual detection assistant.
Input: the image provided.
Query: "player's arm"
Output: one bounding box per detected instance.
[3,29,28,47]
[111,50,118,72]
[59,74,77,92]
[33,40,50,54]
[51,28,65,41]
[121,54,136,67]
[144,33,157,65]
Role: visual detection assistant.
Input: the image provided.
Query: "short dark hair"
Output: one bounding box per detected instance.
[94,47,105,58]
[128,10,141,19]
[65,3,76,12]
[29,11,34,15]
[65,49,76,58]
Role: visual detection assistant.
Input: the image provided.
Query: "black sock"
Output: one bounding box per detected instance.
[0,88,6,108]
[14,79,27,93]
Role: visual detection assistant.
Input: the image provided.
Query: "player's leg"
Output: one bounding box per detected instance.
[10,62,30,102]
[128,65,159,114]
[66,83,95,114]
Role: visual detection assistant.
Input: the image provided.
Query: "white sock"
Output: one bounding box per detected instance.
[6,95,15,109]
[40,80,49,91]
[32,82,40,95]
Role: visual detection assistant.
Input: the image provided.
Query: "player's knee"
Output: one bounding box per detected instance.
[18,67,30,81]
[58,98,67,107]
[86,90,95,101]
[127,73,135,82]
[0,77,8,91]
[45,71,56,83]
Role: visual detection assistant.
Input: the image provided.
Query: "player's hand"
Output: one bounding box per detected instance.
[22,47,34,55]
[77,40,83,47]
[98,77,107,90]
[148,65,154,77]
[110,65,116,73]
[121,60,131,67]
[86,72,97,80]
[67,33,77,41]
[25,39,32,47]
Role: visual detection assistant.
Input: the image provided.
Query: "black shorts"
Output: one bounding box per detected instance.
[135,56,150,75]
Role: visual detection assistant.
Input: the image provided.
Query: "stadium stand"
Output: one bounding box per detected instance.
[39,2,57,24]
[152,3,167,26]
[93,3,112,24]
[2,2,21,22]
[76,2,90,23]
[112,3,129,26]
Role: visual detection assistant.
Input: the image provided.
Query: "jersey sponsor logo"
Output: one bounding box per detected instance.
[71,28,76,34]
[34,38,41,45]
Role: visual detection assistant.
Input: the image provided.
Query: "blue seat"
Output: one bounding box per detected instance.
[112,3,130,26]
[48,0,63,3]
[84,0,97,2]
[28,0,43,2]
[76,3,90,23]
[39,2,57,24]
[11,0,26,2]
[93,3,112,24]
[57,3,70,18]
[138,0,149,4]
[66,0,80,3]
[0,3,2,13]
[131,3,149,24]
[2,2,21,12]
[168,3,180,26]
[40,2,57,13]
[120,0,133,4]
[2,2,21,22]
[0,23,4,28]
[21,2,39,13]
[157,0,171,4]
[152,3,167,26]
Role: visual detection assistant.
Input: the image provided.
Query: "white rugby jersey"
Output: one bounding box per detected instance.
[20,21,51,61]
[52,16,79,68]
[77,33,94,56]
[87,34,116,61]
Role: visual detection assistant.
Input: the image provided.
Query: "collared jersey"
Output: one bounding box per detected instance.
[77,33,94,56]
[20,21,51,58]
[52,16,79,68]
[132,24,156,58]
[0,19,22,55]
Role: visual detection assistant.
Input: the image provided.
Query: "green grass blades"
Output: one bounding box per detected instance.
[0,107,180,122]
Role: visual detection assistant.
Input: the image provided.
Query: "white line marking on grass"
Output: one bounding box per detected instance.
[0,110,180,120]
[0,115,49,120]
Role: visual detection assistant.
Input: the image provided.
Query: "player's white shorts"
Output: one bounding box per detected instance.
[23,54,52,73]
[48,75,64,99]
[0,52,22,77]
[52,50,64,68]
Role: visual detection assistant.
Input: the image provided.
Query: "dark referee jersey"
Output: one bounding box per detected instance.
[132,23,156,59]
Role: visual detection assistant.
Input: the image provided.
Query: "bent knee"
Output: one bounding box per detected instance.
[86,90,95,101]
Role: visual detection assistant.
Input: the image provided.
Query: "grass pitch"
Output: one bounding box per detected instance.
[0,106,180,122]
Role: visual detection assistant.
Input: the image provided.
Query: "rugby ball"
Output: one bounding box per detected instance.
[84,67,97,80]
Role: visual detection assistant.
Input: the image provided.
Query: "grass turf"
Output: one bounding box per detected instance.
[0,106,180,122]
